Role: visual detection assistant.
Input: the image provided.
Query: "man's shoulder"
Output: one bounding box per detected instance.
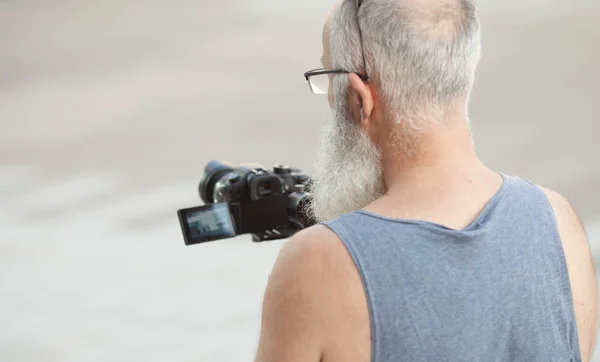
[537,185,590,272]
[266,223,363,316]
[538,186,598,362]
[538,186,587,241]
[276,225,349,277]
[256,225,365,359]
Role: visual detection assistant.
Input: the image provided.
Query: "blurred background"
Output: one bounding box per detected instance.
[0,0,598,361]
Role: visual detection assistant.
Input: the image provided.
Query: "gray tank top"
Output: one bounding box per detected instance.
[323,174,581,362]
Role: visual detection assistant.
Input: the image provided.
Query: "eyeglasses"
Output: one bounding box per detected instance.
[303,68,369,95]
[303,0,370,95]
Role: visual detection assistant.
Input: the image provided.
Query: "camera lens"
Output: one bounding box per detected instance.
[213,173,240,203]
[198,160,235,204]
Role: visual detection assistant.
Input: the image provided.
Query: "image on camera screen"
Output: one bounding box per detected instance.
[186,203,236,242]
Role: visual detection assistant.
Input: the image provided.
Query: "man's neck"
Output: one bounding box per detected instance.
[368,118,503,229]
[382,118,486,196]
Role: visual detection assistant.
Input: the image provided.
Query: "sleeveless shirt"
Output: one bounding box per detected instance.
[323,174,581,362]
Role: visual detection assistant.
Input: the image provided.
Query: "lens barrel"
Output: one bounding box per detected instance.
[198,160,235,204]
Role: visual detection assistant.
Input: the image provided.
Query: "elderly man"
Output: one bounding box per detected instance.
[254,0,598,361]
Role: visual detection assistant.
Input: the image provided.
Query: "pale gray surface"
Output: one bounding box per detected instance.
[0,0,598,361]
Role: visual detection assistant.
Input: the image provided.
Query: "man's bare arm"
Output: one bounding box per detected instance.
[542,187,599,361]
[254,226,334,362]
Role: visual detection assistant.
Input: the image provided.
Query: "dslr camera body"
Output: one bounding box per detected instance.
[177,160,315,245]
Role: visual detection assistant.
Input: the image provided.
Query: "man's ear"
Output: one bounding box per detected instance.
[348,73,374,124]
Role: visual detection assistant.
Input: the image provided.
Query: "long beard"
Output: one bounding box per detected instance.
[309,102,385,222]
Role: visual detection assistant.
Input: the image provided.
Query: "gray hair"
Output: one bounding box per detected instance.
[328,0,482,129]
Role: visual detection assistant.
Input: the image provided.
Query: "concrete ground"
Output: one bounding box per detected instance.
[0,0,598,361]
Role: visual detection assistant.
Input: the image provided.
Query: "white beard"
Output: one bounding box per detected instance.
[309,100,385,222]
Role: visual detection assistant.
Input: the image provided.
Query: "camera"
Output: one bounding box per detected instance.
[177,160,316,245]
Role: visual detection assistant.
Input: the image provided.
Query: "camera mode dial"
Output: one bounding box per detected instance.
[273,165,292,175]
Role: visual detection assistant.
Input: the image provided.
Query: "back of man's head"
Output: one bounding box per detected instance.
[328,0,481,128]
[310,0,483,222]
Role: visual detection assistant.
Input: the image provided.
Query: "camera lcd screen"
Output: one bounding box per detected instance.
[178,203,236,245]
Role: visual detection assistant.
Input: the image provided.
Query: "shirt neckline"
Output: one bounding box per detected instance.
[355,173,510,233]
